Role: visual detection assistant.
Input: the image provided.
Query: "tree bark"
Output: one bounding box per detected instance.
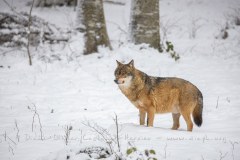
[130,0,161,51]
[77,0,112,55]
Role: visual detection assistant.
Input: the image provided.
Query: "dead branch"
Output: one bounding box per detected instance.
[30,104,43,140]
[216,96,220,108]
[6,134,17,155]
[3,0,23,18]
[229,140,238,160]
[82,118,123,159]
[82,121,114,154]
[189,17,204,39]
[0,49,23,56]
[7,135,17,146]
[1,10,70,49]
[44,35,69,42]
[113,113,121,152]
[163,143,167,159]
[219,151,228,160]
[3,0,16,12]
[14,120,20,142]
[64,125,72,145]
[107,21,127,34]
[4,131,7,141]
[8,143,14,155]
[160,18,179,41]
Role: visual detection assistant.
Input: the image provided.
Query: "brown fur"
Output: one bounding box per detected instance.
[114,60,203,131]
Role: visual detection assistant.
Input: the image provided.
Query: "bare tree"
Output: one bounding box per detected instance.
[77,0,112,55]
[27,0,35,66]
[130,0,161,51]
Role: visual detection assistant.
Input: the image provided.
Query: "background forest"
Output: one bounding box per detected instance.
[0,0,240,160]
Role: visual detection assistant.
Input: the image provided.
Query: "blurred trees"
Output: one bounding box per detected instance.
[3,0,162,55]
[129,0,161,52]
[77,0,112,55]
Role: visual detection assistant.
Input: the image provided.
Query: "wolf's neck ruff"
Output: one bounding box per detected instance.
[118,75,133,89]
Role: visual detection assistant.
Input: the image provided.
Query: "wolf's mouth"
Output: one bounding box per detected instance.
[114,79,125,84]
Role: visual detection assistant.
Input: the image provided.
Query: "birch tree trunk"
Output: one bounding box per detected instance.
[130,0,161,51]
[77,0,112,55]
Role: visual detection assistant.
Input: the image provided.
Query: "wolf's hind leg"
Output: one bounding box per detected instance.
[181,112,193,132]
[171,113,181,130]
[139,109,146,125]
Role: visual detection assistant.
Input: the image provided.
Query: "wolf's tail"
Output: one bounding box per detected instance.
[193,91,203,127]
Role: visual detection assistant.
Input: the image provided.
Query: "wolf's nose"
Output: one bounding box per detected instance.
[114,79,118,84]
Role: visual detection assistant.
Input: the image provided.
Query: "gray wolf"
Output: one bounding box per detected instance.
[114,60,203,131]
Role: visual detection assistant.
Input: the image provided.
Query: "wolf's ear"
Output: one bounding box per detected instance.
[116,60,122,66]
[128,59,134,68]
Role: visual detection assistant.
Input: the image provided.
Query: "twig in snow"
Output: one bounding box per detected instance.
[229,140,238,160]
[218,151,228,160]
[82,121,114,154]
[107,21,127,46]
[83,114,124,159]
[64,125,72,145]
[4,131,7,141]
[5,135,17,156]
[216,96,220,108]
[160,17,181,43]
[113,113,121,152]
[7,136,17,146]
[8,143,14,155]
[188,17,204,39]
[29,104,43,140]
[14,120,20,142]
[163,143,167,159]
[3,131,17,146]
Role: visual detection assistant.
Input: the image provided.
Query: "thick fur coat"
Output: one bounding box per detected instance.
[114,60,203,131]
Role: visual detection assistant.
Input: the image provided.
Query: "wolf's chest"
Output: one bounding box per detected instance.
[132,100,144,108]
[131,97,152,110]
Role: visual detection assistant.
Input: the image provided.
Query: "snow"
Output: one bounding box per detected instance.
[0,0,240,160]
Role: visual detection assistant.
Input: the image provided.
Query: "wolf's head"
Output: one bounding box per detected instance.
[114,60,135,87]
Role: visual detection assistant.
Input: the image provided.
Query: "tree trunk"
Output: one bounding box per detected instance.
[130,0,161,52]
[77,0,112,55]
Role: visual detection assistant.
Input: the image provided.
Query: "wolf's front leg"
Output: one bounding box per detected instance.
[139,109,146,125]
[147,107,155,127]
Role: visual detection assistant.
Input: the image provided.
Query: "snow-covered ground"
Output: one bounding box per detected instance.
[0,0,240,159]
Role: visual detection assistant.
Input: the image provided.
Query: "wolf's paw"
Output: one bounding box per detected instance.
[171,125,180,130]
